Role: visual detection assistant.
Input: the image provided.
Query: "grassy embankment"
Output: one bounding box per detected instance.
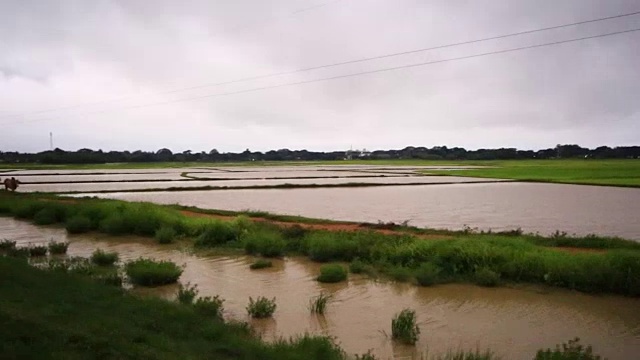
[0,256,345,360]
[1,192,639,296]
[423,159,640,187]
[0,256,606,360]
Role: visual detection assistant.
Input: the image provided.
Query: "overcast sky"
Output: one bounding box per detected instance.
[1,0,639,153]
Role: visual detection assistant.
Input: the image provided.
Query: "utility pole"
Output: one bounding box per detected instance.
[50,132,53,150]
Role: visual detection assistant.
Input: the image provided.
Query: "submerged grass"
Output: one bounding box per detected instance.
[249,259,273,270]
[391,308,420,345]
[2,192,640,296]
[47,241,69,255]
[246,296,277,318]
[90,249,119,266]
[309,292,332,314]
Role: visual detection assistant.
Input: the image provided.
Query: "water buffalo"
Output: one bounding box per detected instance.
[3,177,19,191]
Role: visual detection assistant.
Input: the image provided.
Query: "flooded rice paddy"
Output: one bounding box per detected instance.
[2,217,639,359]
[3,165,640,239]
[84,182,640,240]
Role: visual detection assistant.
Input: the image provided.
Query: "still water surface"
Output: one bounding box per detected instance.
[2,218,639,359]
[83,182,640,239]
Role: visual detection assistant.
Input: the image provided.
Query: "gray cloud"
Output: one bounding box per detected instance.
[1,0,639,153]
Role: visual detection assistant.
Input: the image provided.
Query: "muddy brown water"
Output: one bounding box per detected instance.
[2,218,639,359]
[82,182,640,240]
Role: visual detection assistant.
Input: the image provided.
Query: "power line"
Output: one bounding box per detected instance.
[5,27,638,127]
[2,9,638,121]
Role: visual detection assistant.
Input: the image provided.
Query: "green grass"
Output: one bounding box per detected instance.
[125,258,183,286]
[535,337,603,360]
[0,256,346,360]
[193,295,225,319]
[155,226,178,244]
[48,241,69,255]
[391,308,420,345]
[423,159,640,187]
[90,249,119,266]
[309,293,332,314]
[246,296,277,318]
[177,283,199,304]
[65,214,94,234]
[415,262,441,286]
[317,264,348,283]
[2,192,640,296]
[27,245,48,257]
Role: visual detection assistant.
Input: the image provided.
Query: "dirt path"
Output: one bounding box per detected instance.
[179,210,451,240]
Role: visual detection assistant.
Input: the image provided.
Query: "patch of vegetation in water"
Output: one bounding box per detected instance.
[391,308,420,345]
[2,192,640,296]
[125,258,183,286]
[309,292,332,315]
[90,249,119,266]
[48,241,69,255]
[317,264,348,283]
[246,296,277,318]
[249,259,273,270]
[155,226,177,244]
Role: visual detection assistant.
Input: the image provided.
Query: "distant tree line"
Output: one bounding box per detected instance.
[0,144,638,164]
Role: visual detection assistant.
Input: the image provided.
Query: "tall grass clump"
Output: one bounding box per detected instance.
[250,259,273,270]
[415,262,441,287]
[0,239,17,252]
[99,214,130,235]
[195,221,237,247]
[246,296,277,318]
[12,202,45,219]
[33,208,60,225]
[65,215,94,234]
[27,245,48,257]
[535,338,603,360]
[317,264,348,283]
[349,258,367,274]
[125,258,183,286]
[474,267,500,287]
[194,295,225,319]
[177,283,199,304]
[391,309,420,345]
[385,265,413,282]
[243,231,286,257]
[155,226,177,244]
[48,241,69,255]
[90,249,119,266]
[304,232,359,262]
[309,292,332,314]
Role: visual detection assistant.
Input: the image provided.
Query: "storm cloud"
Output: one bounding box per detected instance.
[1,0,639,153]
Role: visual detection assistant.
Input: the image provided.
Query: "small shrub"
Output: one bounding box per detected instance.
[535,337,603,360]
[48,241,69,255]
[90,249,119,266]
[391,308,420,345]
[125,258,183,286]
[177,283,199,304]
[415,262,441,287]
[250,259,273,270]
[155,226,177,244]
[246,296,277,318]
[349,258,366,274]
[28,245,48,257]
[282,224,307,239]
[309,292,332,314]
[317,264,348,283]
[33,208,59,225]
[243,232,286,257]
[195,221,237,247]
[387,266,412,282]
[7,247,29,258]
[474,268,500,287]
[194,295,225,319]
[65,215,93,234]
[99,215,129,235]
[0,239,16,252]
